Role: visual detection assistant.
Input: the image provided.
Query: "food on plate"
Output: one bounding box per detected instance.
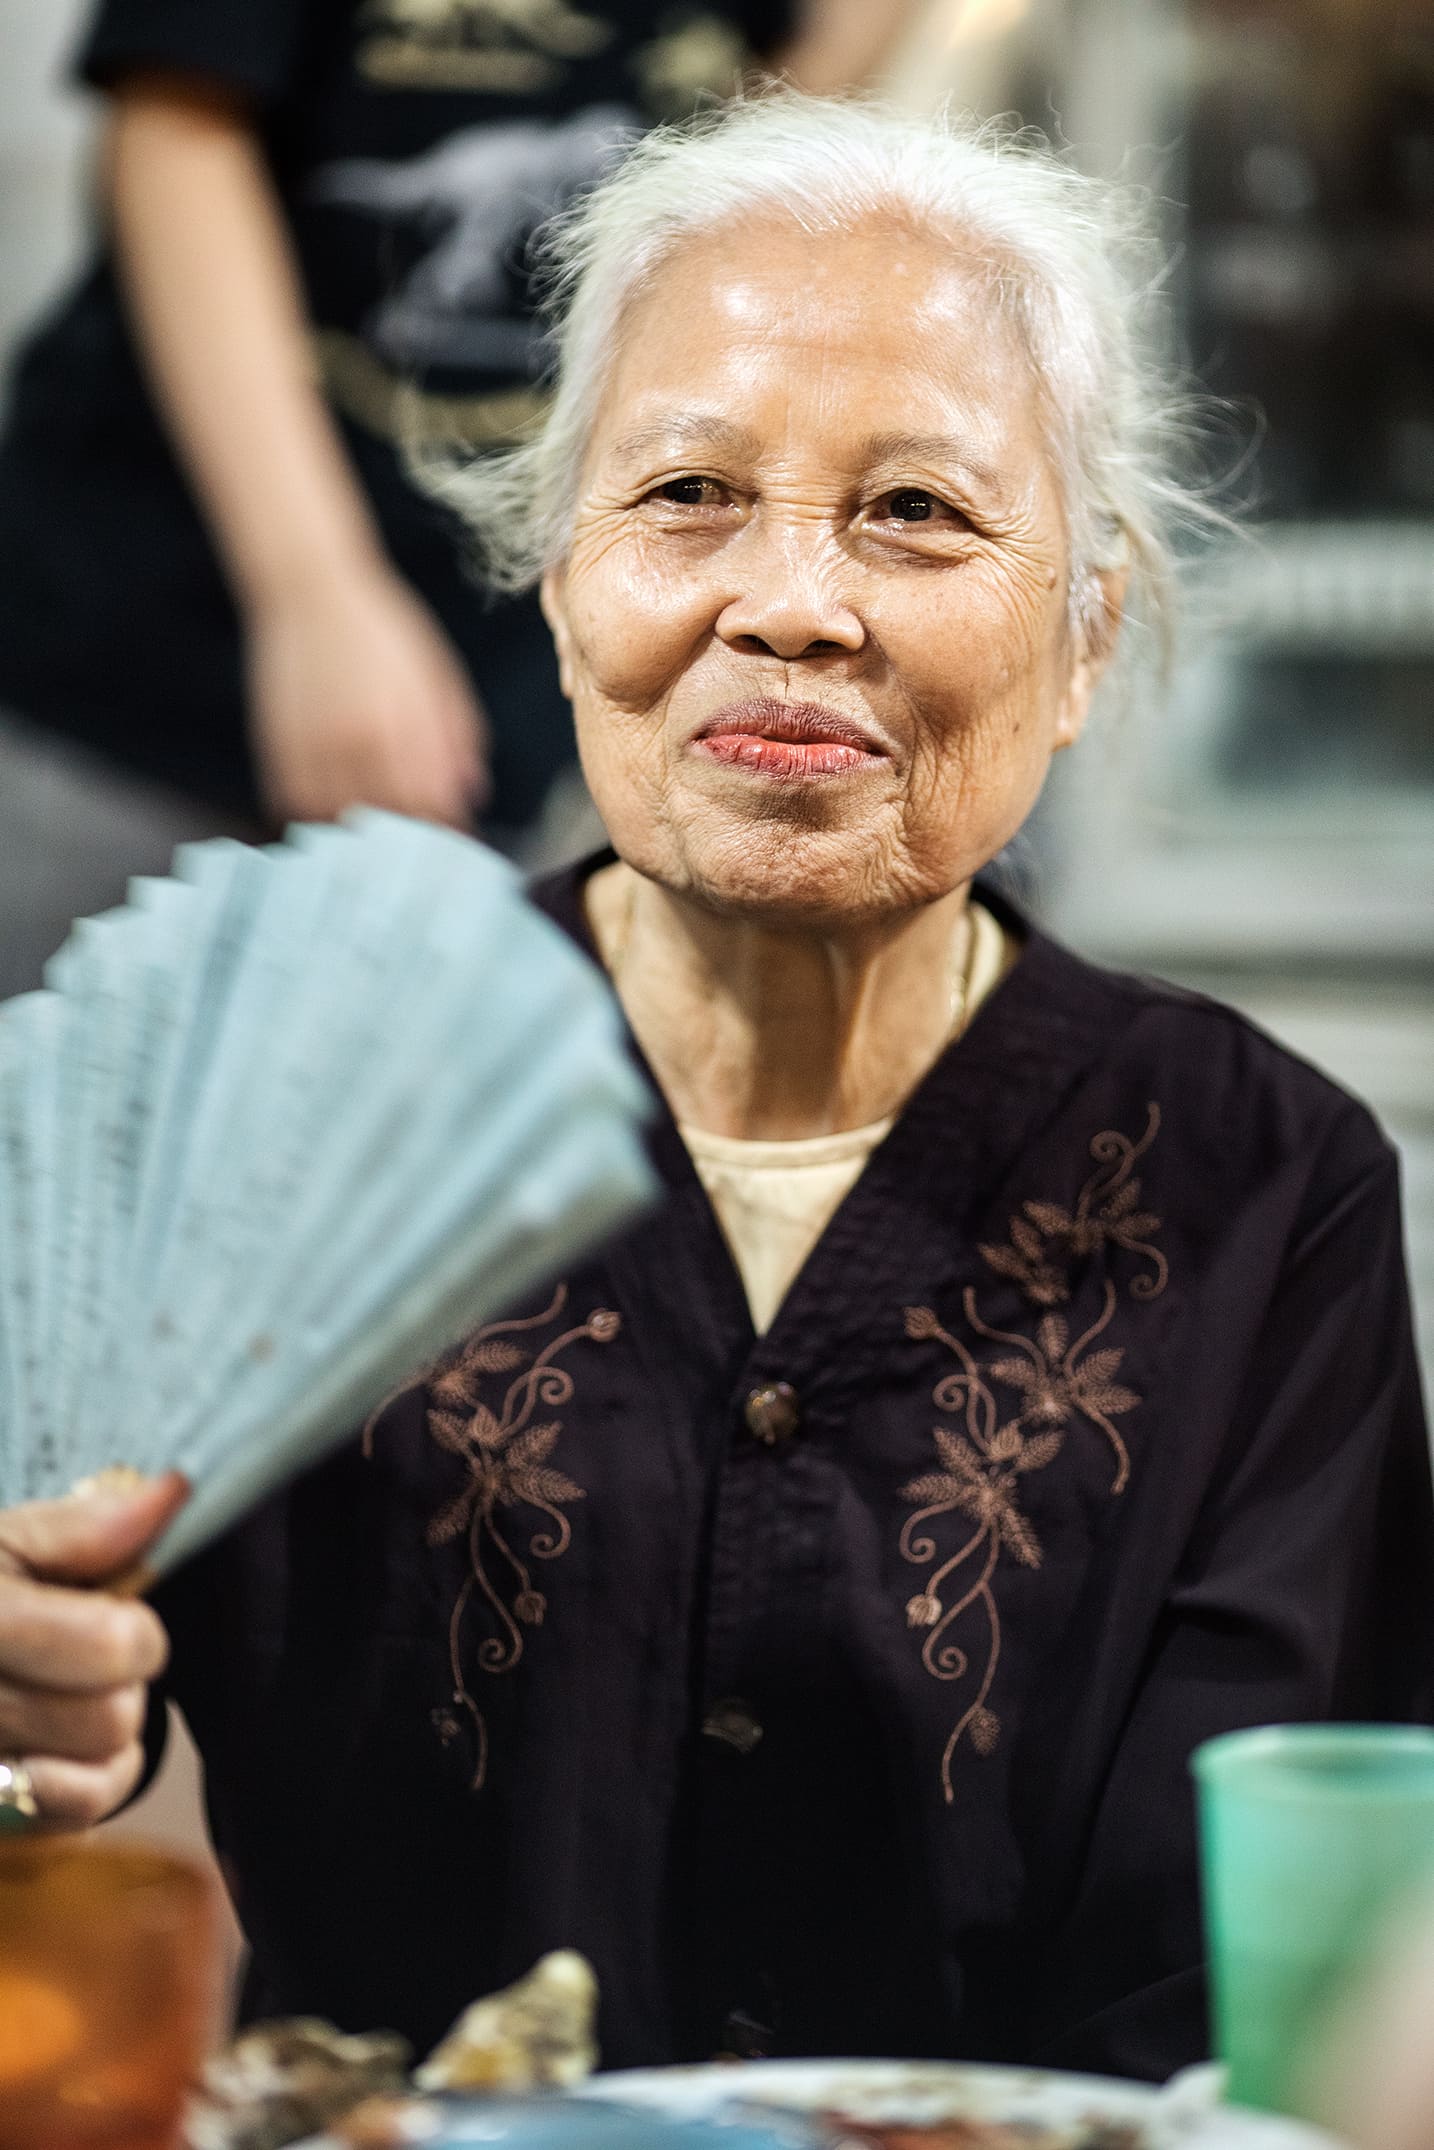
[182,1952,599,2149]
[331,2098,440,2147]
[414,1950,599,2092]
[334,2093,826,2146]
[184,2019,410,2150]
[335,2104,1149,2150]
[819,2119,1144,2150]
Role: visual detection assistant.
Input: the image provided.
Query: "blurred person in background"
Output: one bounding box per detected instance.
[0,0,916,998]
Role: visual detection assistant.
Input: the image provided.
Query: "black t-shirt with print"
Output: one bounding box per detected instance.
[0,0,793,822]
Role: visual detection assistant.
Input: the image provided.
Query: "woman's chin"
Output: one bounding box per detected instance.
[661,815,908,929]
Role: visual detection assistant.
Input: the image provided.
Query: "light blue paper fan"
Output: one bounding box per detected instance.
[0,811,654,1578]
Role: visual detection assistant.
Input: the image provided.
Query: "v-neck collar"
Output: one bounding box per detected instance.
[530,850,1146,1369]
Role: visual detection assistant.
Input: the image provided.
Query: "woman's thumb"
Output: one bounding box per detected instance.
[0,1471,190,1588]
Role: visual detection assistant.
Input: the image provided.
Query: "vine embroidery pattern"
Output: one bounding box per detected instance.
[978,1103,1168,1304]
[901,1106,1167,1802]
[369,1283,619,1792]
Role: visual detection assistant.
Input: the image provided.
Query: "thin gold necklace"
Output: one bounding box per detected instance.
[947,902,979,1042]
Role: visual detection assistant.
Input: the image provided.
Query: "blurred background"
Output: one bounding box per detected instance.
[1,0,1430,1883]
[890,0,1434,1390]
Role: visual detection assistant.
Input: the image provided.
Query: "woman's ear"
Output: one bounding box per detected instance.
[540,568,575,700]
[1054,562,1130,750]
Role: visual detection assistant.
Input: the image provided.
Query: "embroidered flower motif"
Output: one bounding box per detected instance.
[980,1103,1169,1305]
[977,1295,1140,1494]
[977,1221,1070,1306]
[363,1282,620,1792]
[425,1420,583,1548]
[899,1109,1168,1801]
[902,1427,1044,1569]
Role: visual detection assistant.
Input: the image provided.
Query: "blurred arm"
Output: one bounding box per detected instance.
[106,72,379,618]
[104,73,487,825]
[774,0,921,92]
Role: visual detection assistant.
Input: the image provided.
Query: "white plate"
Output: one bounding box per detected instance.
[297,2058,1345,2149]
[578,2059,1340,2150]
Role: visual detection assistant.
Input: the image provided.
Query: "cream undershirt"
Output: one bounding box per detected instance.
[680,901,1013,1334]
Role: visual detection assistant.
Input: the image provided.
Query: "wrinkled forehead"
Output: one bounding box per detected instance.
[588,210,1053,482]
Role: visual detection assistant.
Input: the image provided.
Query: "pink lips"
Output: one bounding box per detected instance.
[692,699,886,780]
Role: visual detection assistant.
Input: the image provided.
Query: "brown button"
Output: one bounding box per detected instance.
[744,1381,800,1446]
[702,1697,764,1754]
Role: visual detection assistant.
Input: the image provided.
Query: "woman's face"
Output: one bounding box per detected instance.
[543,213,1116,927]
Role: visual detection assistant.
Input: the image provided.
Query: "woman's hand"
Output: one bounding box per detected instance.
[247,567,492,830]
[0,1475,186,1830]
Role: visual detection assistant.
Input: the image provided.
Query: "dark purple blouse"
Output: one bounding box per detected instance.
[152,857,1434,2081]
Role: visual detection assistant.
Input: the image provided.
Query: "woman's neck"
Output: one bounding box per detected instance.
[585,859,974,1141]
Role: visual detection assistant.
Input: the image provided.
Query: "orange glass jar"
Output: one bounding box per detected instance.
[0,1839,221,2150]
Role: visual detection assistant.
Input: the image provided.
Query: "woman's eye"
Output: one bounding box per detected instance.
[876,488,965,526]
[651,475,728,507]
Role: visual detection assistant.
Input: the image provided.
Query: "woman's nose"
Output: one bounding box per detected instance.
[713,526,865,659]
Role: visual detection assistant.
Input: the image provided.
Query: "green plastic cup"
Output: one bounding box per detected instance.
[1194,1724,1434,2116]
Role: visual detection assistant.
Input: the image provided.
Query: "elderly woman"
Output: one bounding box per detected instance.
[0,97,1430,2086]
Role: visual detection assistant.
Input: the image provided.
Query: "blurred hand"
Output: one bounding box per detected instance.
[1305,1891,1434,2150]
[247,568,492,829]
[0,1475,186,1829]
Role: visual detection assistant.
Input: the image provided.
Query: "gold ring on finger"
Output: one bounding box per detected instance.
[0,1756,39,1833]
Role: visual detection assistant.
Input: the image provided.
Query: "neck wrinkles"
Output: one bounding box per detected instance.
[587,860,974,1141]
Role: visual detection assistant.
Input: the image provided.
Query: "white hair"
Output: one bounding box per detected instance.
[446,93,1216,668]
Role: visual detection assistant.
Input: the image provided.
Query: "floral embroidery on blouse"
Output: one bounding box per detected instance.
[901,1106,1167,1801]
[979,1102,1168,1304]
[369,1282,619,1792]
